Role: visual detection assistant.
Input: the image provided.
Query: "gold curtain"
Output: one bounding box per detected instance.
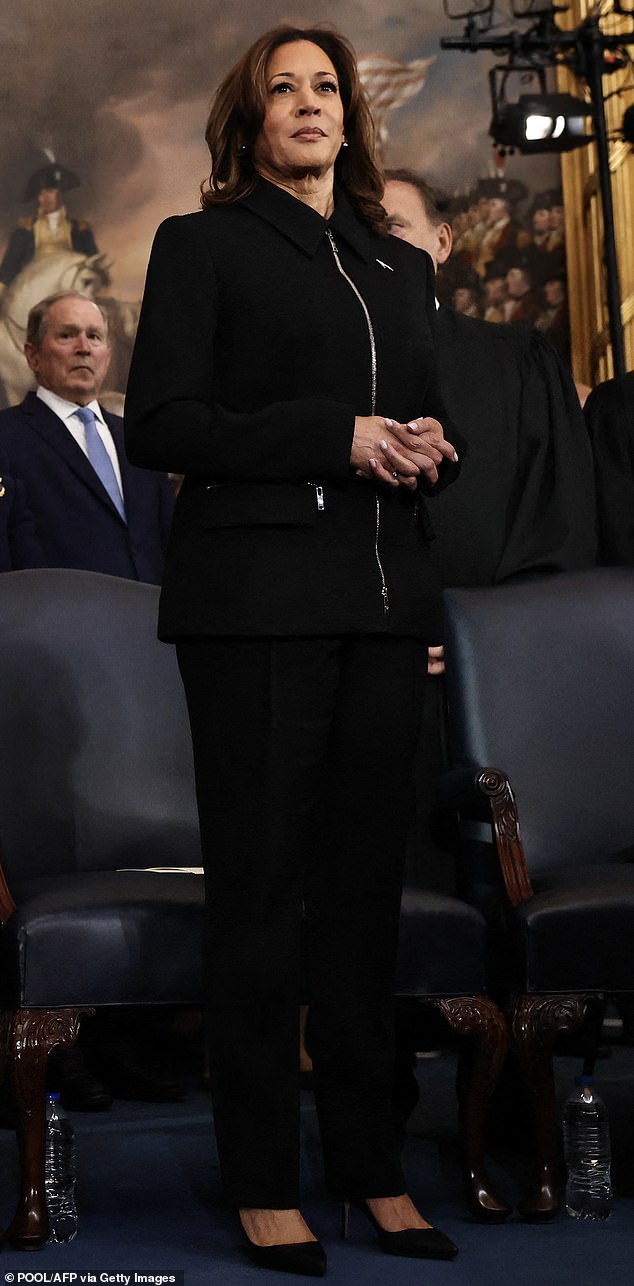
[557,1,634,386]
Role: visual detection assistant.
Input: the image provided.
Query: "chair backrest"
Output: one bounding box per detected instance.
[443,568,634,878]
[0,569,200,889]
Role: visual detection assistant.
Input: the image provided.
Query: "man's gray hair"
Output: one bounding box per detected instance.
[26,292,110,348]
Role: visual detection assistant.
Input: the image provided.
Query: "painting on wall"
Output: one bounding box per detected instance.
[0,0,566,407]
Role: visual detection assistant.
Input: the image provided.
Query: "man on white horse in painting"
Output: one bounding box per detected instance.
[0,160,98,293]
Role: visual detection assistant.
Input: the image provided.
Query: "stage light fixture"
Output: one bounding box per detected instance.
[490,91,593,152]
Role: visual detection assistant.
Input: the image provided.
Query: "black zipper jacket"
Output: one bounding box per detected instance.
[125,178,460,640]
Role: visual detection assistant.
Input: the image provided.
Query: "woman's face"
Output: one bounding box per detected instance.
[253,40,345,185]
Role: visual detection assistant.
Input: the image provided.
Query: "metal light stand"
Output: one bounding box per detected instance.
[581,19,627,376]
[441,4,634,377]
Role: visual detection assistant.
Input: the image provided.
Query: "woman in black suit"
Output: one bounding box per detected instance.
[125,24,460,1276]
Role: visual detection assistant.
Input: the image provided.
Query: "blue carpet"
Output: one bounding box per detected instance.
[1,1046,632,1285]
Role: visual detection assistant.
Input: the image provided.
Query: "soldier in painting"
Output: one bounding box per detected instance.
[473,178,530,279]
[0,161,98,294]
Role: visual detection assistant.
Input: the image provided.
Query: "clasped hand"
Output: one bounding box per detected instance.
[350,415,458,490]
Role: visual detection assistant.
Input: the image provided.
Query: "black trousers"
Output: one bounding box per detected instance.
[177,635,426,1207]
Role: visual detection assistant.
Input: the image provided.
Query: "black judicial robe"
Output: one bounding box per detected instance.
[427,308,598,587]
[584,371,634,567]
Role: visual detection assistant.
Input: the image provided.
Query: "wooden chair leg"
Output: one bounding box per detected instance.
[509,992,589,1221]
[424,995,512,1221]
[6,1006,93,1250]
[0,1008,12,1093]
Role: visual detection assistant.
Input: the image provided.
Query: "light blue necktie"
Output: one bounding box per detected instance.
[75,406,126,522]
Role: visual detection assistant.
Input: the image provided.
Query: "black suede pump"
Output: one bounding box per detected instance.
[242,1232,327,1277]
[342,1200,459,1261]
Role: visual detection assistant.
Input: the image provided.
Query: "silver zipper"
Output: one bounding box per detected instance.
[308,482,325,511]
[326,230,389,615]
[326,230,377,413]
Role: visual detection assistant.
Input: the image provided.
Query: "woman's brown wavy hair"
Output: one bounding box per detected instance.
[200,24,387,235]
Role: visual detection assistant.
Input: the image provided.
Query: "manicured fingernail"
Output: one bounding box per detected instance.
[379,439,388,450]
[453,451,459,462]
[407,421,419,431]
[370,458,378,468]
[384,417,394,428]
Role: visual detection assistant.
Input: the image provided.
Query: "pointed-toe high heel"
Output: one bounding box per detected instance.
[342,1200,458,1261]
[242,1232,327,1277]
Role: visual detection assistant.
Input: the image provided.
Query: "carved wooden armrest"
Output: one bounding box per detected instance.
[475,768,533,907]
[434,763,533,908]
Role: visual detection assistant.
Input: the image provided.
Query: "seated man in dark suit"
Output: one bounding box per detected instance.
[584,372,634,566]
[0,290,174,584]
[0,450,44,571]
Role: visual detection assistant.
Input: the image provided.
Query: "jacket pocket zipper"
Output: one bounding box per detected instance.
[308,482,325,511]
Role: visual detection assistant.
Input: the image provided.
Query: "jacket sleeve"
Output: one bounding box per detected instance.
[4,475,47,570]
[416,251,463,498]
[157,472,176,551]
[495,329,598,581]
[124,215,355,484]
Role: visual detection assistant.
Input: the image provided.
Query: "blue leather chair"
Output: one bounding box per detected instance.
[441,567,634,1219]
[0,569,203,1247]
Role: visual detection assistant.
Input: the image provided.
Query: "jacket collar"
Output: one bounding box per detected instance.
[240,177,372,262]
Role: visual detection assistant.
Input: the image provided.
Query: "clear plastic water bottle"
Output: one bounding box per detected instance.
[45,1091,78,1242]
[562,1074,613,1220]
